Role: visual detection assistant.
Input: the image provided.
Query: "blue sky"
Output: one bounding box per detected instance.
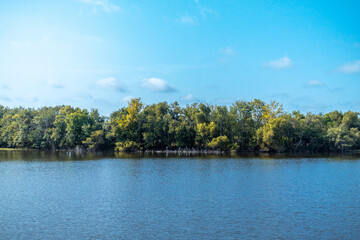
[0,0,359,115]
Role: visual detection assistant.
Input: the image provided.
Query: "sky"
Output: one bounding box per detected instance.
[0,0,359,115]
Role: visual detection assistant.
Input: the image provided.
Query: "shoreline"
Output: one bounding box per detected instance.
[1,147,360,154]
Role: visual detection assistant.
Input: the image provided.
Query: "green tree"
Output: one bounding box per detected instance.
[257,114,297,152]
[208,136,231,150]
[83,130,108,151]
[65,109,92,148]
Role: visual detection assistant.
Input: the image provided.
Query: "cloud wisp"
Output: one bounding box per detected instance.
[10,41,31,48]
[306,80,326,87]
[182,94,198,102]
[179,15,197,25]
[47,79,65,89]
[219,47,234,56]
[142,78,175,92]
[96,77,124,91]
[78,0,121,13]
[263,57,293,69]
[194,0,216,18]
[1,84,11,90]
[121,96,135,103]
[23,94,38,103]
[0,95,11,102]
[338,60,360,74]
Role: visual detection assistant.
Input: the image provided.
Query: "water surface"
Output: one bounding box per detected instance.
[1,151,360,239]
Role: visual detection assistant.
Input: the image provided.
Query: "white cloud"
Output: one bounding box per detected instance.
[175,0,215,26]
[78,0,121,13]
[264,57,293,69]
[142,78,175,92]
[47,79,64,89]
[219,47,234,56]
[182,94,198,102]
[121,96,135,103]
[179,15,196,24]
[0,95,11,102]
[306,80,326,87]
[194,0,216,18]
[338,60,360,74]
[23,94,38,103]
[1,84,11,90]
[10,41,31,48]
[96,77,124,91]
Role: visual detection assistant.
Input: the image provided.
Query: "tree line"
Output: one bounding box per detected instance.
[0,98,359,152]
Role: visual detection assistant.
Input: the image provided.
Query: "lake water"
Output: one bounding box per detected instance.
[1,151,360,239]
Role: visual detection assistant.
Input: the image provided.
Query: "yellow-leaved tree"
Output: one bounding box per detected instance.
[116,98,144,151]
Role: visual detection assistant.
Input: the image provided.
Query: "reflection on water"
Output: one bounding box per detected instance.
[0,150,360,239]
[1,149,360,161]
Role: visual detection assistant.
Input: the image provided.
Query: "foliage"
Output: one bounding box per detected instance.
[0,99,359,152]
[114,141,140,152]
[208,136,230,150]
[83,130,108,151]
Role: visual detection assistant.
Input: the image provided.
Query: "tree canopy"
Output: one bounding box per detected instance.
[0,99,359,152]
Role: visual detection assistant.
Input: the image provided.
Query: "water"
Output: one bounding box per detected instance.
[1,151,360,239]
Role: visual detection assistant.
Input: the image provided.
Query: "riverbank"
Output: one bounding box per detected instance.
[2,148,360,161]
[1,147,360,154]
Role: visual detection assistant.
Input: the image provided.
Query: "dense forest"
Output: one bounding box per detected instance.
[0,98,359,152]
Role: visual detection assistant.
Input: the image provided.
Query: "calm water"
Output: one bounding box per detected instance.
[0,151,360,239]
